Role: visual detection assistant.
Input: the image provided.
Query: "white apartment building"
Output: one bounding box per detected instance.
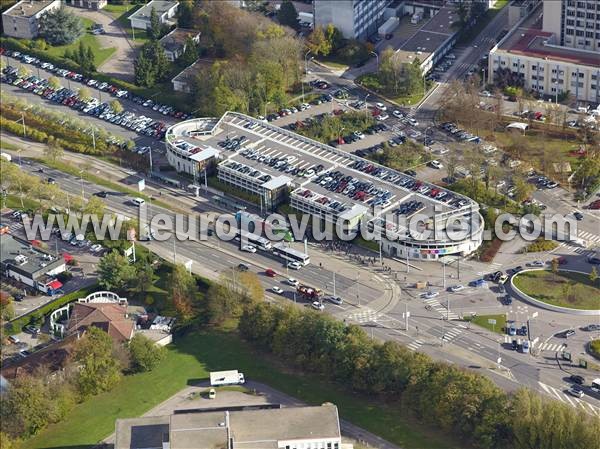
[1,0,60,40]
[313,0,392,39]
[543,0,600,52]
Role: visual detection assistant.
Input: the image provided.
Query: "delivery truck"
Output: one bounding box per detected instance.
[210,370,246,386]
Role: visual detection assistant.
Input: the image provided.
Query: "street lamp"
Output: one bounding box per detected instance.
[78,170,85,202]
[370,51,379,70]
[339,126,345,143]
[364,93,370,117]
[304,50,312,75]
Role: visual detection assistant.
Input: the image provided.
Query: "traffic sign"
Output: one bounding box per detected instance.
[488,319,497,325]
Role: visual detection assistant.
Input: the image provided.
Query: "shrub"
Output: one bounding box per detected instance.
[526,238,559,252]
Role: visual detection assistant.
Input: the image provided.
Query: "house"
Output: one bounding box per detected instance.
[171,58,204,93]
[66,0,107,10]
[128,0,179,30]
[1,0,61,40]
[115,404,345,449]
[159,28,200,61]
[0,234,66,294]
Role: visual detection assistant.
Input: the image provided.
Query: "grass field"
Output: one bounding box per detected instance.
[466,313,507,334]
[513,270,600,310]
[104,3,150,45]
[22,331,464,449]
[44,20,116,67]
[4,193,39,211]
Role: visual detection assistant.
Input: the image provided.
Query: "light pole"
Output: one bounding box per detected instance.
[364,93,370,117]
[87,127,96,152]
[339,126,345,144]
[304,50,312,75]
[370,51,379,70]
[78,170,85,202]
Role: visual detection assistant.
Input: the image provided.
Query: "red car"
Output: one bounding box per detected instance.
[265,268,276,277]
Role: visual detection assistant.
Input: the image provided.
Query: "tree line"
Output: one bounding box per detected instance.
[239,302,600,449]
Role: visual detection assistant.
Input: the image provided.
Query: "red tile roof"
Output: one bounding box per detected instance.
[67,302,134,343]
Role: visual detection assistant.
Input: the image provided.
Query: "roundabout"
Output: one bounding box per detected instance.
[511,268,600,315]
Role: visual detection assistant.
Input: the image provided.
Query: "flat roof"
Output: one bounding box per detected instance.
[115,415,170,449]
[496,13,600,67]
[0,234,63,278]
[129,0,178,21]
[3,0,57,18]
[159,28,199,53]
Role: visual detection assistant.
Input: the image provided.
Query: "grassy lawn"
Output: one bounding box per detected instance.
[466,313,507,334]
[104,3,150,45]
[513,270,600,310]
[356,73,429,107]
[3,193,39,211]
[44,22,116,67]
[22,331,464,449]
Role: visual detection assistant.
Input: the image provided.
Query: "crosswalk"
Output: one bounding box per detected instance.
[442,323,466,343]
[346,308,379,324]
[538,381,600,416]
[536,342,566,352]
[422,297,460,320]
[407,339,424,351]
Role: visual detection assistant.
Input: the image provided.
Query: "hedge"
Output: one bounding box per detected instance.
[6,284,98,335]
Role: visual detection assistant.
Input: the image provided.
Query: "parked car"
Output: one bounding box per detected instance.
[311,301,325,311]
[570,374,585,385]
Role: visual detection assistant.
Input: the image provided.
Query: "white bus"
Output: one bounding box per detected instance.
[272,243,310,266]
[592,379,600,393]
[235,229,272,251]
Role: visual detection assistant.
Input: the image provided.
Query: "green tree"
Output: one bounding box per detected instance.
[325,24,344,52]
[590,267,599,285]
[179,36,199,67]
[177,0,194,28]
[48,75,61,90]
[134,51,156,87]
[97,250,136,291]
[38,7,84,45]
[0,375,52,438]
[277,1,299,30]
[74,327,122,397]
[110,99,124,114]
[307,26,331,56]
[128,333,165,372]
[78,86,92,102]
[17,65,30,78]
[149,6,161,40]
[43,139,64,163]
[83,196,105,216]
[168,263,197,320]
[551,257,559,280]
[134,263,155,295]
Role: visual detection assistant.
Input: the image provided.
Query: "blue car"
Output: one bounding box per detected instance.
[469,278,488,288]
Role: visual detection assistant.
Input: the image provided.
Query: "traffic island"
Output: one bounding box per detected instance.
[511,269,600,315]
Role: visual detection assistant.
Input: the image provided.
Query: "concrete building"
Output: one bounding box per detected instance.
[313,0,393,40]
[164,113,484,260]
[542,0,600,52]
[115,404,343,449]
[159,28,200,61]
[66,0,107,10]
[0,234,66,294]
[489,1,600,104]
[128,0,179,30]
[1,0,60,40]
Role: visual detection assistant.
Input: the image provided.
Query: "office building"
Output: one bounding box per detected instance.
[543,0,600,52]
[313,0,392,40]
[1,0,60,40]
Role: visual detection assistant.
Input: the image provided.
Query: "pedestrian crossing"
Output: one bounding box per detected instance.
[538,381,600,416]
[407,339,424,351]
[422,297,460,320]
[442,323,466,343]
[536,342,566,352]
[346,308,380,324]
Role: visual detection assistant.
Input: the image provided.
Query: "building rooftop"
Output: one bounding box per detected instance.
[129,0,178,21]
[115,415,170,449]
[3,0,57,18]
[0,234,63,278]
[496,11,600,67]
[159,28,199,53]
[67,302,134,343]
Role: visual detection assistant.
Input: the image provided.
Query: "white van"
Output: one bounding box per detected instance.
[131,197,145,207]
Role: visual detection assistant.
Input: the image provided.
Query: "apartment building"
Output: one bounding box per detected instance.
[543,0,600,52]
[313,0,392,39]
[1,0,60,40]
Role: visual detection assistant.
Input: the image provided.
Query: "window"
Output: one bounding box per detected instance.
[592,84,597,90]
[567,19,575,25]
[566,28,575,35]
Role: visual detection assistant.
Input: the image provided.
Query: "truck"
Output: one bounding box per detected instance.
[0,152,12,162]
[378,17,399,36]
[297,284,323,300]
[210,370,245,386]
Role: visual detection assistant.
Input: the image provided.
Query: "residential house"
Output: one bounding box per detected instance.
[1,0,61,40]
[159,28,200,61]
[128,0,179,30]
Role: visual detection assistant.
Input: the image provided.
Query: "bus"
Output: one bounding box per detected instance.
[272,243,310,266]
[235,229,272,251]
[592,379,600,393]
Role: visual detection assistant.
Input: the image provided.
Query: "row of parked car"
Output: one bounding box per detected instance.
[439,121,481,144]
[314,170,393,207]
[238,147,325,179]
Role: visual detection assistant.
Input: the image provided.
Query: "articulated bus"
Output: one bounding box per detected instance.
[272,242,310,266]
[235,230,272,251]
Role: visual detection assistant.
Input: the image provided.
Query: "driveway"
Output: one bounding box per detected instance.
[66,6,138,82]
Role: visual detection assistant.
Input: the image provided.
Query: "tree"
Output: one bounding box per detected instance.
[134,263,155,295]
[83,196,105,216]
[167,263,197,320]
[551,257,559,280]
[17,65,30,78]
[78,87,92,102]
[277,1,299,30]
[74,327,122,397]
[38,7,84,45]
[110,99,124,114]
[179,36,199,67]
[48,75,61,90]
[134,51,156,87]
[590,267,599,285]
[43,140,64,163]
[97,250,136,291]
[307,26,331,56]
[177,0,194,28]
[134,41,170,87]
[149,6,162,40]
[128,333,165,372]
[513,176,534,203]
[0,375,52,438]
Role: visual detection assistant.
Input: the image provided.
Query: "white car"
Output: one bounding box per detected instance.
[408,118,419,126]
[311,301,325,311]
[327,296,343,305]
[421,291,440,299]
[449,284,465,292]
[242,244,257,253]
[429,160,443,169]
[353,130,365,139]
[90,244,103,253]
[376,113,389,121]
[392,109,403,118]
[529,260,545,267]
[375,102,387,111]
[271,286,284,294]
[287,278,299,287]
[287,261,302,270]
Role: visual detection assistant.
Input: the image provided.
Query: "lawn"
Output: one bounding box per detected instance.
[3,193,39,212]
[104,3,150,45]
[22,331,464,449]
[513,270,600,310]
[466,313,507,334]
[356,73,430,107]
[44,21,116,67]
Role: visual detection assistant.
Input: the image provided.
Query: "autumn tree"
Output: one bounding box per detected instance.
[167,263,197,320]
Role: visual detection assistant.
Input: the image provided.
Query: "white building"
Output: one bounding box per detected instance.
[313,0,392,40]
[115,404,345,449]
[128,0,179,30]
[1,0,60,40]
[488,1,600,104]
[542,0,600,52]
[159,28,200,61]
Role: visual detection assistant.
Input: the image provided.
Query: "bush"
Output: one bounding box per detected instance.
[526,238,558,252]
[128,333,166,373]
[589,339,600,360]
